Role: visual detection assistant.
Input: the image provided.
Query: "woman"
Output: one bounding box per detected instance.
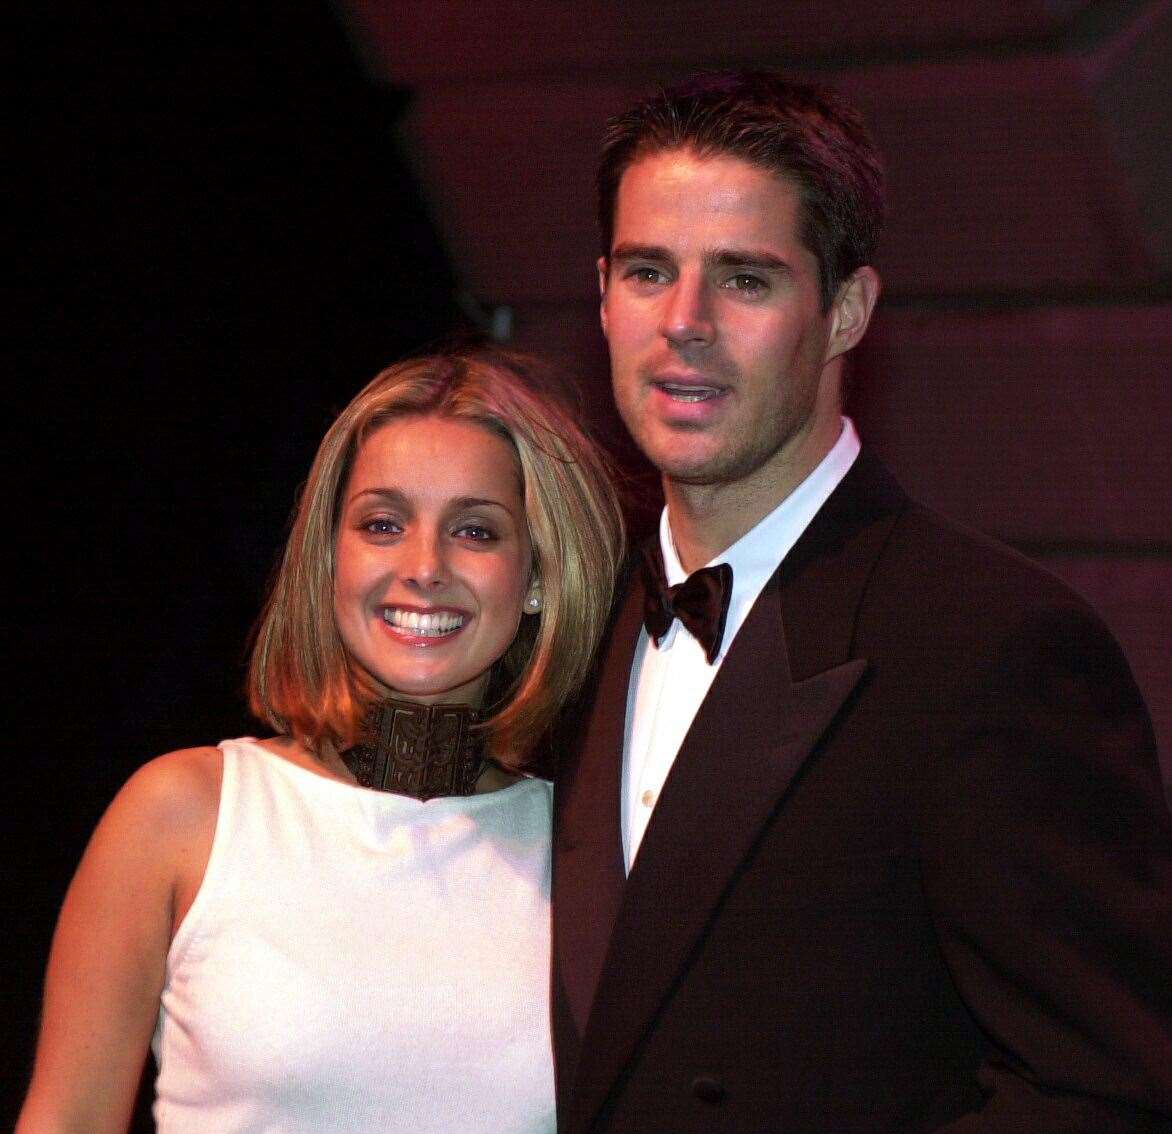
[18,346,624,1133]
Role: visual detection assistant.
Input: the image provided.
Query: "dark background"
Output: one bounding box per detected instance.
[9,4,458,1124]
[7,1,1169,1127]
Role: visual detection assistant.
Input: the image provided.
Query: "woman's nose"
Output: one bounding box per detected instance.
[399,529,447,588]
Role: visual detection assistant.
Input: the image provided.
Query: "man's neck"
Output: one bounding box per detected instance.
[665,422,841,573]
[664,482,777,573]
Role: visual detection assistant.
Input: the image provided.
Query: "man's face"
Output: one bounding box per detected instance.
[600,149,847,492]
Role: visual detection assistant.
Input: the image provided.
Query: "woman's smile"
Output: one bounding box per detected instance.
[333,414,539,707]
[380,605,469,641]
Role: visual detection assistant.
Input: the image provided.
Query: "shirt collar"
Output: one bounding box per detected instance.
[656,417,861,654]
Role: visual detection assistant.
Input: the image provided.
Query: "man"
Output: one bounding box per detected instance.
[552,71,1172,1132]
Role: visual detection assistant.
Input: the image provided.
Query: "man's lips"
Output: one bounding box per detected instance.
[649,374,730,405]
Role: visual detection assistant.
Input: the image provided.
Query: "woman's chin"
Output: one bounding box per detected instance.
[370,669,492,709]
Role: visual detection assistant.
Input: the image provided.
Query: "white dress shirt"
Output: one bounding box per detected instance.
[621,418,862,872]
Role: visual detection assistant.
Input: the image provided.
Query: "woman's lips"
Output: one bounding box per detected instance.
[381,607,468,642]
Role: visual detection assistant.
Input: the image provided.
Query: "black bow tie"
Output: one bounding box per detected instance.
[641,544,733,664]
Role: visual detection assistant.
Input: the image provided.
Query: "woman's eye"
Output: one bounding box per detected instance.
[455,524,496,542]
[364,518,402,536]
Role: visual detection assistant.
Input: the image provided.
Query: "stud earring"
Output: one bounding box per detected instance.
[525,593,543,612]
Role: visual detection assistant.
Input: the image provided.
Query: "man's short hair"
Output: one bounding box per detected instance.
[598,70,885,311]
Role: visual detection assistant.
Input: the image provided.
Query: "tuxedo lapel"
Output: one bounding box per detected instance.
[775,449,906,682]
[567,576,866,1130]
[563,451,906,1132]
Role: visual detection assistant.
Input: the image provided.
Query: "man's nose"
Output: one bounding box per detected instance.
[660,274,715,347]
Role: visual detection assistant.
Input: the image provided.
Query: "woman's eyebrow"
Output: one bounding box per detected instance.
[449,496,509,511]
[349,486,409,506]
[348,489,509,511]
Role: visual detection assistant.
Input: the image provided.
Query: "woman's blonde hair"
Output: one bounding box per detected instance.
[248,345,625,769]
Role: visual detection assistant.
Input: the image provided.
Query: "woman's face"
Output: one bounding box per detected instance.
[333,414,537,707]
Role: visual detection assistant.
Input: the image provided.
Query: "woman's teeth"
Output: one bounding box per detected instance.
[383,609,466,636]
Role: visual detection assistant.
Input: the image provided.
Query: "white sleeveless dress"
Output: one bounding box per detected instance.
[151,738,555,1132]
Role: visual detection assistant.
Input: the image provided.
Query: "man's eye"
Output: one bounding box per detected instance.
[628,266,667,284]
[728,273,767,294]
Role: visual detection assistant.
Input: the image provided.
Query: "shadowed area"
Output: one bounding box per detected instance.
[9,4,457,1125]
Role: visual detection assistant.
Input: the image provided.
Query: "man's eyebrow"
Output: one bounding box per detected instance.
[608,243,794,275]
[609,242,672,264]
[707,248,794,274]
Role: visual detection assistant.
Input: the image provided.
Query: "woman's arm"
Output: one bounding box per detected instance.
[17,747,222,1134]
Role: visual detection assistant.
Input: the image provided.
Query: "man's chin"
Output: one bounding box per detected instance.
[652,450,732,487]
[627,422,741,485]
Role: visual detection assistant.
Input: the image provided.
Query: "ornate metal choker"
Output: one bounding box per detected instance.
[340,699,484,801]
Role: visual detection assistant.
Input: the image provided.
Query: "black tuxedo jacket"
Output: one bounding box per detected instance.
[552,451,1172,1132]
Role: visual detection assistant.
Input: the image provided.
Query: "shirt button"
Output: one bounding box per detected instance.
[691,1075,726,1104]
[640,789,656,807]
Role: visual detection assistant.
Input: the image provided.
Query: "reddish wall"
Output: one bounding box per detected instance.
[339,0,1171,777]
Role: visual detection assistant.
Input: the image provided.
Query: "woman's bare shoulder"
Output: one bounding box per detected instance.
[15,746,229,1130]
[105,745,224,841]
[128,743,223,794]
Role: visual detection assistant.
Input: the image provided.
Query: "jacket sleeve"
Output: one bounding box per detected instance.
[922,603,1172,1132]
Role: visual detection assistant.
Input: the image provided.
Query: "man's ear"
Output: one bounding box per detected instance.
[597,256,610,337]
[825,266,881,364]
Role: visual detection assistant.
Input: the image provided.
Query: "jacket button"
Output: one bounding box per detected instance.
[691,1076,726,1104]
